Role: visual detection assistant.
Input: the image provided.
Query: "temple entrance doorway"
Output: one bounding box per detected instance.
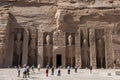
[56,55,62,68]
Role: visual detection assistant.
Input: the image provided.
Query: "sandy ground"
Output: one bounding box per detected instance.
[0,68,120,80]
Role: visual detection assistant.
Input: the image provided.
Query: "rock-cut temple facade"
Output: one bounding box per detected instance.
[0,0,120,68]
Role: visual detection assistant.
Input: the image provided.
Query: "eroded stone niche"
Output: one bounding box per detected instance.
[78,27,106,69]
[12,28,38,67]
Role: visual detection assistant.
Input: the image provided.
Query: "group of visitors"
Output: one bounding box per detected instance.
[45,65,79,77]
[45,65,93,77]
[45,65,61,77]
[23,65,30,78]
[17,64,93,78]
[17,64,40,78]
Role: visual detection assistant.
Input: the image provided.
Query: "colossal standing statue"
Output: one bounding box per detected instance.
[98,39,103,68]
[83,39,87,46]
[82,39,89,68]
[68,34,72,46]
[46,35,51,45]
[15,33,22,65]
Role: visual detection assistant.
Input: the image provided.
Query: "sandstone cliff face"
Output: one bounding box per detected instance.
[0,8,9,67]
[0,0,120,68]
[10,6,57,31]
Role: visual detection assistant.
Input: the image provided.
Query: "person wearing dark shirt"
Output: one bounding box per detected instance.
[51,66,54,75]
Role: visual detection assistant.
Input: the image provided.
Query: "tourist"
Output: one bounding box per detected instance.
[51,66,54,75]
[31,65,34,72]
[37,64,41,72]
[23,66,27,78]
[27,66,30,78]
[46,68,49,77]
[46,64,49,69]
[90,65,92,73]
[67,65,70,74]
[74,65,78,73]
[57,66,61,76]
[17,65,20,77]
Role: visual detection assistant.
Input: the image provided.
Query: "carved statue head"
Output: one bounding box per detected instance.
[46,35,50,45]
[83,39,87,44]
[68,34,72,46]
[98,39,102,43]
[17,33,21,41]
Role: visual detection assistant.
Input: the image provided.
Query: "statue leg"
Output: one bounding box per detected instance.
[18,55,20,65]
[85,51,88,68]
[100,56,102,68]
[17,52,21,65]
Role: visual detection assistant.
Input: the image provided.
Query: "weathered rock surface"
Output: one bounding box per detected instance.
[0,0,120,68]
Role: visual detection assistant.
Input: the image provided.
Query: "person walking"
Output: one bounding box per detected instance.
[90,65,92,73]
[23,66,27,78]
[67,65,70,74]
[31,65,34,72]
[51,66,54,75]
[17,65,20,77]
[37,64,41,72]
[46,68,49,77]
[46,64,49,69]
[57,66,61,76]
[74,65,78,73]
[27,66,30,78]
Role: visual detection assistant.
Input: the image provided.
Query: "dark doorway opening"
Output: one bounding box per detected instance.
[56,55,62,68]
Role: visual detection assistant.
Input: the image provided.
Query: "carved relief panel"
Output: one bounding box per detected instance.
[53,30,65,46]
